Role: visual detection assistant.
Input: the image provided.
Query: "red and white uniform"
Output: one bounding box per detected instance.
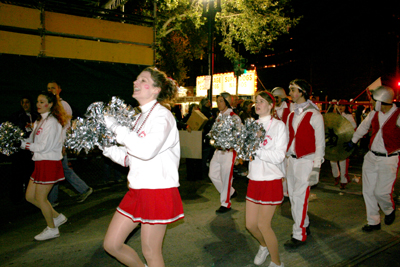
[330,112,357,183]
[21,112,64,184]
[274,101,292,125]
[247,116,288,204]
[21,112,63,161]
[209,108,241,208]
[351,105,400,226]
[274,101,293,196]
[103,100,184,224]
[286,106,325,241]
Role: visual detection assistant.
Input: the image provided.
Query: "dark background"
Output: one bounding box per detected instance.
[251,0,400,101]
[1,0,400,123]
[0,54,143,122]
[185,0,400,101]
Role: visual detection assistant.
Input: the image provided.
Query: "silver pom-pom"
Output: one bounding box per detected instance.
[103,96,140,128]
[236,118,266,161]
[0,121,25,156]
[65,96,139,154]
[209,115,265,161]
[209,114,243,151]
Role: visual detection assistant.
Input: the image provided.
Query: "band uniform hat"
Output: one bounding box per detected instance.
[271,87,288,99]
[372,86,394,104]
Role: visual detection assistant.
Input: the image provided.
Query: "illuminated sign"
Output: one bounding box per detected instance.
[238,71,257,95]
[196,76,208,97]
[196,70,257,96]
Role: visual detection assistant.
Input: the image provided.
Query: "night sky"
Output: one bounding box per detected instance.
[252,0,400,101]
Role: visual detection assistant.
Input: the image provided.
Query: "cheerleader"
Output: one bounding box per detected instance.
[21,91,70,241]
[103,67,184,267]
[246,91,287,267]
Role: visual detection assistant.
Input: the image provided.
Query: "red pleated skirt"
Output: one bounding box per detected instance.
[30,160,65,184]
[246,179,284,205]
[117,187,184,225]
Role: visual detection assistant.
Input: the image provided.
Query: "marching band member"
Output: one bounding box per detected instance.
[345,86,399,232]
[271,87,293,197]
[271,87,292,124]
[284,79,325,248]
[330,100,357,189]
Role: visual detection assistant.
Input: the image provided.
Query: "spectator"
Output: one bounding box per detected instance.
[47,80,93,206]
[239,100,254,123]
[182,103,200,124]
[200,97,212,119]
[8,96,38,202]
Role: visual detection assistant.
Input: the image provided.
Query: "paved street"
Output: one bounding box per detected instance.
[0,151,400,267]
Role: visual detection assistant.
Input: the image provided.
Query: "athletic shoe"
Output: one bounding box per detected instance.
[215,206,231,214]
[284,238,306,248]
[254,245,269,265]
[268,262,284,267]
[334,177,340,186]
[34,226,59,241]
[77,187,93,203]
[54,213,68,228]
[361,223,381,232]
[384,210,395,225]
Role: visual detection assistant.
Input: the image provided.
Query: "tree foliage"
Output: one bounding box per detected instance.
[142,0,299,85]
[216,0,300,61]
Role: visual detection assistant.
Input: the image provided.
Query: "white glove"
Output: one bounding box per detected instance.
[308,167,320,186]
[20,141,28,150]
[104,115,120,133]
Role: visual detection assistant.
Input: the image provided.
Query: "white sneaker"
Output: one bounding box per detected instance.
[34,226,60,241]
[54,213,68,228]
[254,245,269,265]
[268,262,284,267]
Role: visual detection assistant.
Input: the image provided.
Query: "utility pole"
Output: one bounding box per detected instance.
[203,0,221,102]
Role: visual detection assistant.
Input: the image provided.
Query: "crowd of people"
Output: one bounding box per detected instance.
[4,66,399,267]
[170,80,398,267]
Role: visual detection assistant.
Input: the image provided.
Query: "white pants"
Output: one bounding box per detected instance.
[330,159,350,183]
[362,151,398,225]
[208,150,236,208]
[282,158,289,197]
[286,157,313,241]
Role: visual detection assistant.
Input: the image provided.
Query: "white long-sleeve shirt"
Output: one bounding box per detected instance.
[352,105,400,154]
[21,112,63,161]
[103,100,180,189]
[248,116,288,181]
[286,107,325,168]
